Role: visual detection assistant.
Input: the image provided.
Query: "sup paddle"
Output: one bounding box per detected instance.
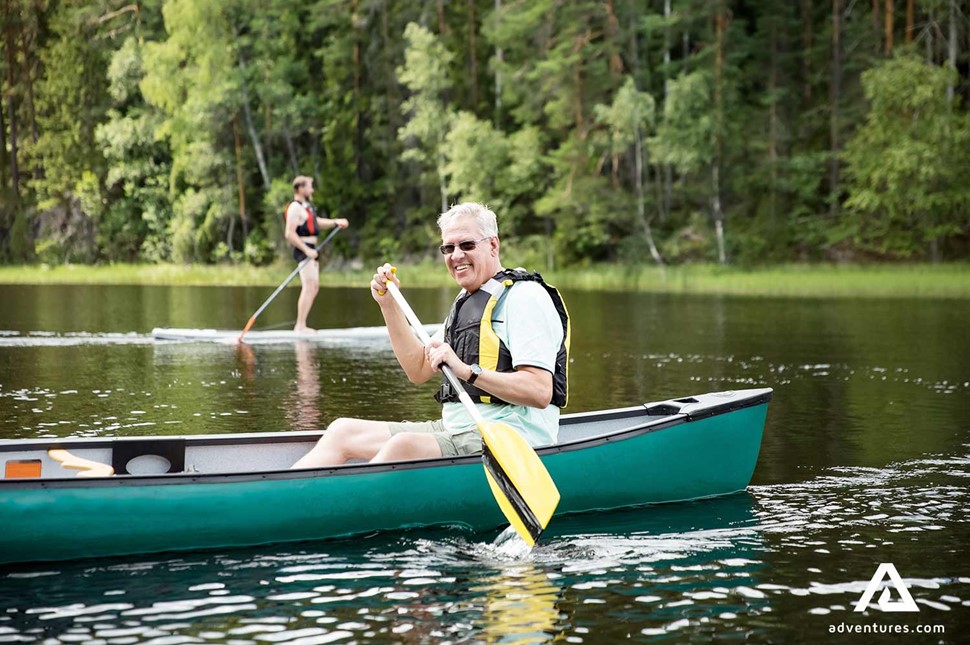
[385,279,560,546]
[238,226,342,342]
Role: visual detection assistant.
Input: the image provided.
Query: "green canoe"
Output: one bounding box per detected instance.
[0,388,771,566]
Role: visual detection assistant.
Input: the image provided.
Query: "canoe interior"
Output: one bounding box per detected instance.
[0,388,771,482]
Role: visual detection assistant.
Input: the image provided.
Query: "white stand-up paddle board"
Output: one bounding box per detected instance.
[151,325,441,343]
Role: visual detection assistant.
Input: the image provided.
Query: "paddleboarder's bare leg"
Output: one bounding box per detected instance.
[294,260,319,333]
[291,418,391,468]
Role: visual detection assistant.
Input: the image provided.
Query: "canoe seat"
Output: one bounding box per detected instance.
[48,449,115,478]
[113,439,185,475]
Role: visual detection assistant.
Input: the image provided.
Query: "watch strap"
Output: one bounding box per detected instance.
[467,364,481,384]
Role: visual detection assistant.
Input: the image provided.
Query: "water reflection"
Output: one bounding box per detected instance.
[534,494,769,641]
[2,285,969,642]
[234,338,257,383]
[0,496,766,644]
[2,464,967,643]
[284,341,322,432]
[476,564,562,643]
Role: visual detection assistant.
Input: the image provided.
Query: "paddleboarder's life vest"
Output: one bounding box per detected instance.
[285,200,316,236]
[436,269,570,408]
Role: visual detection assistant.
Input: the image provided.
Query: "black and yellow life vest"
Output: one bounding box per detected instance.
[436,269,570,407]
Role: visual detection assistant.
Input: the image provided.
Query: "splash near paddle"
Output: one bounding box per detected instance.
[385,278,560,546]
[480,424,559,545]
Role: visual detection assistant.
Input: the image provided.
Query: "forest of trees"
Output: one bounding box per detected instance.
[0,0,967,269]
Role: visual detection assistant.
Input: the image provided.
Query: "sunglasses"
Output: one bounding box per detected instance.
[438,236,492,255]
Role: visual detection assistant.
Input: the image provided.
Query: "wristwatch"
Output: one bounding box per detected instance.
[467,363,483,384]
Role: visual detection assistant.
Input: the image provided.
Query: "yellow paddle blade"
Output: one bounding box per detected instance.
[483,469,539,547]
[479,421,560,546]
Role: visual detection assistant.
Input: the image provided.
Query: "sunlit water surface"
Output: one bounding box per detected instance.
[1,284,968,643]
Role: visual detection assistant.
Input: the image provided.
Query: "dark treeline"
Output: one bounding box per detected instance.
[0,0,967,268]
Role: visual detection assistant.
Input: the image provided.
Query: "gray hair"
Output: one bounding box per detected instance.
[437,202,498,238]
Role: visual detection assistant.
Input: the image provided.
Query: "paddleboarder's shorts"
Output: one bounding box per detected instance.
[293,237,319,263]
[386,419,482,457]
[294,247,318,263]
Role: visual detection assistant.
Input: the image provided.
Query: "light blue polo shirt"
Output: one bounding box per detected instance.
[438,280,564,447]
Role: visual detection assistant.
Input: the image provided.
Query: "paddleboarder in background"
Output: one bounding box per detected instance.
[292,202,569,468]
[284,175,349,333]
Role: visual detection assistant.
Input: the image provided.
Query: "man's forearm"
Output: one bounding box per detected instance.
[381,304,435,384]
[460,365,553,408]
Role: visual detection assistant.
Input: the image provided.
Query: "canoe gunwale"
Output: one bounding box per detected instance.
[0,414,688,490]
[0,388,772,490]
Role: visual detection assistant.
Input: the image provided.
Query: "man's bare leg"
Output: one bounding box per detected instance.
[292,418,392,468]
[372,433,442,462]
[292,419,444,468]
[294,260,319,333]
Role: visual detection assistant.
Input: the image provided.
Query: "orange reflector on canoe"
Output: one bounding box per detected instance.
[5,459,42,479]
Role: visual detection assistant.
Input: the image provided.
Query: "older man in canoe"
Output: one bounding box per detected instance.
[292,202,569,467]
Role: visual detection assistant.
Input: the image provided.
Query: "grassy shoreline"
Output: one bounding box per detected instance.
[0,262,968,298]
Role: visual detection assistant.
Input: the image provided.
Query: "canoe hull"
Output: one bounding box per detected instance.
[554,401,766,514]
[0,390,769,565]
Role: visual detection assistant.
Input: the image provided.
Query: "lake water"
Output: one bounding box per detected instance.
[1,284,968,643]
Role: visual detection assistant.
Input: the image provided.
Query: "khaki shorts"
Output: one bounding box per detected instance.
[386,419,482,458]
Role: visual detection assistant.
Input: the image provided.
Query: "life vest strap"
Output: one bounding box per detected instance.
[436,268,569,408]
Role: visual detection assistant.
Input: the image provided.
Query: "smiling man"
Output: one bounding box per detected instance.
[292,202,569,467]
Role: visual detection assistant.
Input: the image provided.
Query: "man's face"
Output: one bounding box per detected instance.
[302,181,314,200]
[440,216,499,292]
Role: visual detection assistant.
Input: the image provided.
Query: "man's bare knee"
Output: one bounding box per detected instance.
[317,418,393,463]
[373,433,439,462]
[325,417,355,435]
[292,419,359,469]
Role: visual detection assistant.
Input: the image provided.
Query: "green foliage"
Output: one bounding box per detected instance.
[2,2,969,267]
[8,210,32,263]
[588,75,672,267]
[443,112,544,235]
[397,23,455,209]
[594,77,656,153]
[842,54,970,258]
[653,71,714,172]
[243,228,275,266]
[261,178,291,254]
[535,159,621,264]
[29,3,113,212]
[661,212,716,264]
[170,189,207,263]
[97,37,172,261]
[140,0,243,262]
